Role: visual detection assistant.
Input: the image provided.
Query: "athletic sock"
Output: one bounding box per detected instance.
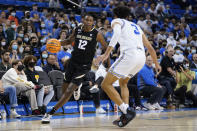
[119,103,128,114]
[49,107,56,115]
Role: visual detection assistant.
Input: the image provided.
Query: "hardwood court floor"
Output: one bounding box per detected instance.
[1,108,197,131]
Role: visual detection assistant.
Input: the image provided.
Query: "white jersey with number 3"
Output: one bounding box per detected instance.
[111,18,145,53]
[108,18,146,79]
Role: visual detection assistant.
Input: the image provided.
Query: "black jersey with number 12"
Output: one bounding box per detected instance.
[70,26,98,65]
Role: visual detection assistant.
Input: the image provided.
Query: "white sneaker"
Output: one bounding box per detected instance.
[89,85,99,93]
[10,109,21,118]
[73,83,82,100]
[143,102,156,110]
[41,113,52,124]
[152,103,164,110]
[96,107,106,114]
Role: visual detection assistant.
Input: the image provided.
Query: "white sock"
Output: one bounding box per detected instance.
[119,103,128,114]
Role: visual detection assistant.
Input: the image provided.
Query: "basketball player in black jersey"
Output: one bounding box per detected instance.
[41,14,107,124]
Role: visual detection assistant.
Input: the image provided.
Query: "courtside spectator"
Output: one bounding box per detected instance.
[159,46,176,109]
[1,60,40,115]
[138,56,165,110]
[0,80,20,118]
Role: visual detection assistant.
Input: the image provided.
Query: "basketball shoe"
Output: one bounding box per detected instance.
[41,113,52,124]
[113,107,136,127]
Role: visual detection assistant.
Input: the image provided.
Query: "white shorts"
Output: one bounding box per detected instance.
[109,49,146,79]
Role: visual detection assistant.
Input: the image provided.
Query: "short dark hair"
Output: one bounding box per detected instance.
[1,50,10,56]
[113,6,131,19]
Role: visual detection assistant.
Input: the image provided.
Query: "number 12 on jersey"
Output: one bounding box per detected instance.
[78,40,87,50]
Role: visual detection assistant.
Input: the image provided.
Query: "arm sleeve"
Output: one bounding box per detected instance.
[109,19,123,48]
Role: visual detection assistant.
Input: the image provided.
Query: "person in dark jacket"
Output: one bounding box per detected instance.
[43,54,60,74]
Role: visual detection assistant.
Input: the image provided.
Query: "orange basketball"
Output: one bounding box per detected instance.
[46,39,61,53]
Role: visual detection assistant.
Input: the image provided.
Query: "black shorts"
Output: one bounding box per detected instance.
[64,60,91,86]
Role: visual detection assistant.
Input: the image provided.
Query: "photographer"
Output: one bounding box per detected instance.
[174,60,197,107]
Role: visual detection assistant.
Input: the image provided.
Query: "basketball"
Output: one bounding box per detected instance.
[46,39,61,53]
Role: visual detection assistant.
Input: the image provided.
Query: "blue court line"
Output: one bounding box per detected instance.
[1,108,197,123]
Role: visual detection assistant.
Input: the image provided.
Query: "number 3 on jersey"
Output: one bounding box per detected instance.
[131,24,140,35]
[78,40,87,50]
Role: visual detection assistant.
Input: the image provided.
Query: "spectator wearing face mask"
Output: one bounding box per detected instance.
[187,46,196,62]
[0,37,7,50]
[24,55,54,114]
[174,60,197,107]
[0,50,11,71]
[37,48,48,67]
[6,21,16,44]
[1,60,41,115]
[8,9,18,27]
[30,37,41,59]
[8,40,21,62]
[44,13,54,34]
[173,47,184,63]
[167,32,177,48]
[37,21,50,38]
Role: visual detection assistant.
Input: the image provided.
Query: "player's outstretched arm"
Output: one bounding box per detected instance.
[96,32,107,51]
[142,34,162,74]
[60,29,76,46]
[95,23,121,65]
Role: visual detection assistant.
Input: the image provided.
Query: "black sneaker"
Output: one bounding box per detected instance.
[113,107,136,127]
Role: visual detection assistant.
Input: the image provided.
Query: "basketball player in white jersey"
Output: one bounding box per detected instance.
[96,6,162,127]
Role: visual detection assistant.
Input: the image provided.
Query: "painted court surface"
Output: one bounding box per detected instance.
[1,108,197,131]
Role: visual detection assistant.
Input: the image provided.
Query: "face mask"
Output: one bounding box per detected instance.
[24,38,29,42]
[28,62,36,68]
[12,45,18,50]
[59,20,65,24]
[28,30,32,33]
[18,41,22,45]
[18,33,24,37]
[11,24,16,28]
[192,49,196,54]
[40,39,46,43]
[32,42,37,46]
[42,54,48,59]
[187,47,191,51]
[19,47,24,53]
[1,42,6,46]
[11,12,16,16]
[176,50,180,54]
[169,36,174,39]
[24,51,31,54]
[41,24,45,28]
[17,65,24,71]
[183,64,189,69]
[71,24,76,28]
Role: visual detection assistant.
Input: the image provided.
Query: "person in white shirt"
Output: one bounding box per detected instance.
[173,47,184,63]
[1,60,40,115]
[167,32,177,48]
[96,6,161,127]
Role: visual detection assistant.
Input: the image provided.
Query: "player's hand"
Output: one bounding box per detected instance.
[155,64,162,75]
[95,54,108,66]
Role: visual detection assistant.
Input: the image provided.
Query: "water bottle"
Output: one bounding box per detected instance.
[106,103,110,112]
[79,104,83,115]
[1,110,6,119]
